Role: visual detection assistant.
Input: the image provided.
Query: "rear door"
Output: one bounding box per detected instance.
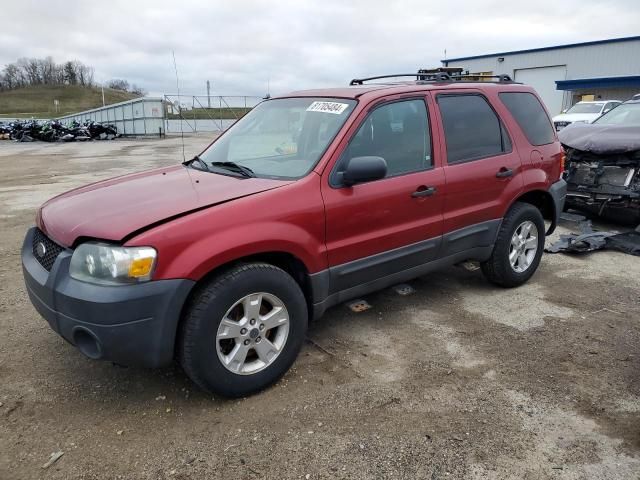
[321,94,445,293]
[433,91,524,255]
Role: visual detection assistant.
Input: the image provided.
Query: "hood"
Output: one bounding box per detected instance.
[39,165,291,246]
[558,123,640,155]
[552,112,599,123]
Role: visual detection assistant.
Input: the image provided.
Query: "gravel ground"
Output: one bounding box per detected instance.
[1,136,639,480]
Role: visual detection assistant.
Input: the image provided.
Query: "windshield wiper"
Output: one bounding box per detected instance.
[210,161,256,178]
[184,155,211,172]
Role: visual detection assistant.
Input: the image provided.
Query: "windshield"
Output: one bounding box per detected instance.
[198,97,357,179]
[566,103,604,114]
[593,102,640,126]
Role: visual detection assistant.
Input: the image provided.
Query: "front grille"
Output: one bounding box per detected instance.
[32,228,65,271]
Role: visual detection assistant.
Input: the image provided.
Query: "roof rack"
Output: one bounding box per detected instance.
[349,73,444,85]
[350,68,516,86]
[448,73,515,83]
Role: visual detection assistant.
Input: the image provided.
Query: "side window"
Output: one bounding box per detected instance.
[604,102,618,113]
[337,99,431,179]
[437,94,511,164]
[499,92,555,146]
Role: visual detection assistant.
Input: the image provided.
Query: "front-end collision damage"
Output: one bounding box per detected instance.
[559,124,640,225]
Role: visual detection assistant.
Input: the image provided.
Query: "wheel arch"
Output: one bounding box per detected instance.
[175,250,315,355]
[509,189,557,235]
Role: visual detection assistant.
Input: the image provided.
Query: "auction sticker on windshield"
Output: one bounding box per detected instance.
[306,101,350,114]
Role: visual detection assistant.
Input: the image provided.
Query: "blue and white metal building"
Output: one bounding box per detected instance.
[58,97,165,136]
[442,36,640,115]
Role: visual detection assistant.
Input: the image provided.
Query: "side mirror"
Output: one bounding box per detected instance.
[342,156,387,186]
[561,109,568,114]
[603,108,611,114]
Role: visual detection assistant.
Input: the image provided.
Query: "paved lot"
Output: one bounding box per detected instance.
[1,136,639,479]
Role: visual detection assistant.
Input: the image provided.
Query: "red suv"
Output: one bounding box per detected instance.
[22,71,566,397]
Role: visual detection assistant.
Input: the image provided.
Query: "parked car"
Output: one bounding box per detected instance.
[552,100,622,131]
[22,71,566,397]
[559,98,640,225]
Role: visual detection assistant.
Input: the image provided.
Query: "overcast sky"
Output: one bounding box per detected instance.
[2,0,639,98]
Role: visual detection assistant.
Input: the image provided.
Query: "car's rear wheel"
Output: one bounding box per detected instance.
[481,202,545,287]
[178,263,308,397]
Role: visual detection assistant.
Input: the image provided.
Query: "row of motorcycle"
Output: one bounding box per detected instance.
[0,120,119,142]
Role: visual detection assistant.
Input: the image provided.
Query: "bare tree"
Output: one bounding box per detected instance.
[129,84,146,96]
[84,65,94,86]
[0,57,138,93]
[39,56,56,84]
[52,63,65,84]
[76,62,94,87]
[108,78,130,91]
[16,57,41,85]
[1,64,21,89]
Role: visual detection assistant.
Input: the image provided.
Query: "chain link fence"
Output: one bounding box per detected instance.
[164,95,263,134]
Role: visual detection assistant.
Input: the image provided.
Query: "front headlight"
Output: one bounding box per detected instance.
[70,242,157,285]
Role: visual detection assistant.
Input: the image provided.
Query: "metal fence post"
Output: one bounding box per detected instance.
[219,96,223,131]
[141,100,147,136]
[193,96,197,133]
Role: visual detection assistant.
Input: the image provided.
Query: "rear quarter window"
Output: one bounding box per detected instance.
[499,92,555,146]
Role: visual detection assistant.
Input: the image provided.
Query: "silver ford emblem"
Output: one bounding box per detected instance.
[36,242,47,258]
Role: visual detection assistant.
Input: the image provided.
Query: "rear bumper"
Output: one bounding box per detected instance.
[547,179,567,235]
[22,227,194,368]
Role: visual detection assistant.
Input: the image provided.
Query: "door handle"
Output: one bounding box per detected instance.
[411,186,437,198]
[496,167,513,178]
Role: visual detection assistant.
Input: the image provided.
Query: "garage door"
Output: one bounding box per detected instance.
[514,66,567,115]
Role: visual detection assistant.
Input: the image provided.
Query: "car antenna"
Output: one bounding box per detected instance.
[172,50,186,163]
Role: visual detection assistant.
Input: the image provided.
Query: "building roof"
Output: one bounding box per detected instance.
[555,75,640,91]
[442,35,640,63]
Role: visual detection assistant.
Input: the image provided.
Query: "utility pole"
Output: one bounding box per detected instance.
[101,84,105,106]
[207,80,211,108]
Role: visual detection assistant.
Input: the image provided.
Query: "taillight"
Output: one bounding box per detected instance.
[559,147,566,178]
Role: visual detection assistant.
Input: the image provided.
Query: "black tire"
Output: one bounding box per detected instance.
[481,202,545,288]
[178,263,308,398]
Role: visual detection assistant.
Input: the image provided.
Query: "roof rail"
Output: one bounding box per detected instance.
[350,73,433,85]
[349,68,517,86]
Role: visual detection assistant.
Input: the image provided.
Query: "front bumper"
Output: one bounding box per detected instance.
[21,227,195,368]
[547,179,567,235]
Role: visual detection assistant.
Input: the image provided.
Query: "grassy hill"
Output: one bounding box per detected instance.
[0,85,141,119]
[166,106,252,120]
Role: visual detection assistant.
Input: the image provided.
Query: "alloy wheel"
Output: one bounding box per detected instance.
[215,292,290,375]
[509,220,539,273]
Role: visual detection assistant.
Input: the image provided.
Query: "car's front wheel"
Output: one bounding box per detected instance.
[178,263,308,397]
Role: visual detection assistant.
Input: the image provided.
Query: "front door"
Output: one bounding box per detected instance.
[321,96,445,293]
